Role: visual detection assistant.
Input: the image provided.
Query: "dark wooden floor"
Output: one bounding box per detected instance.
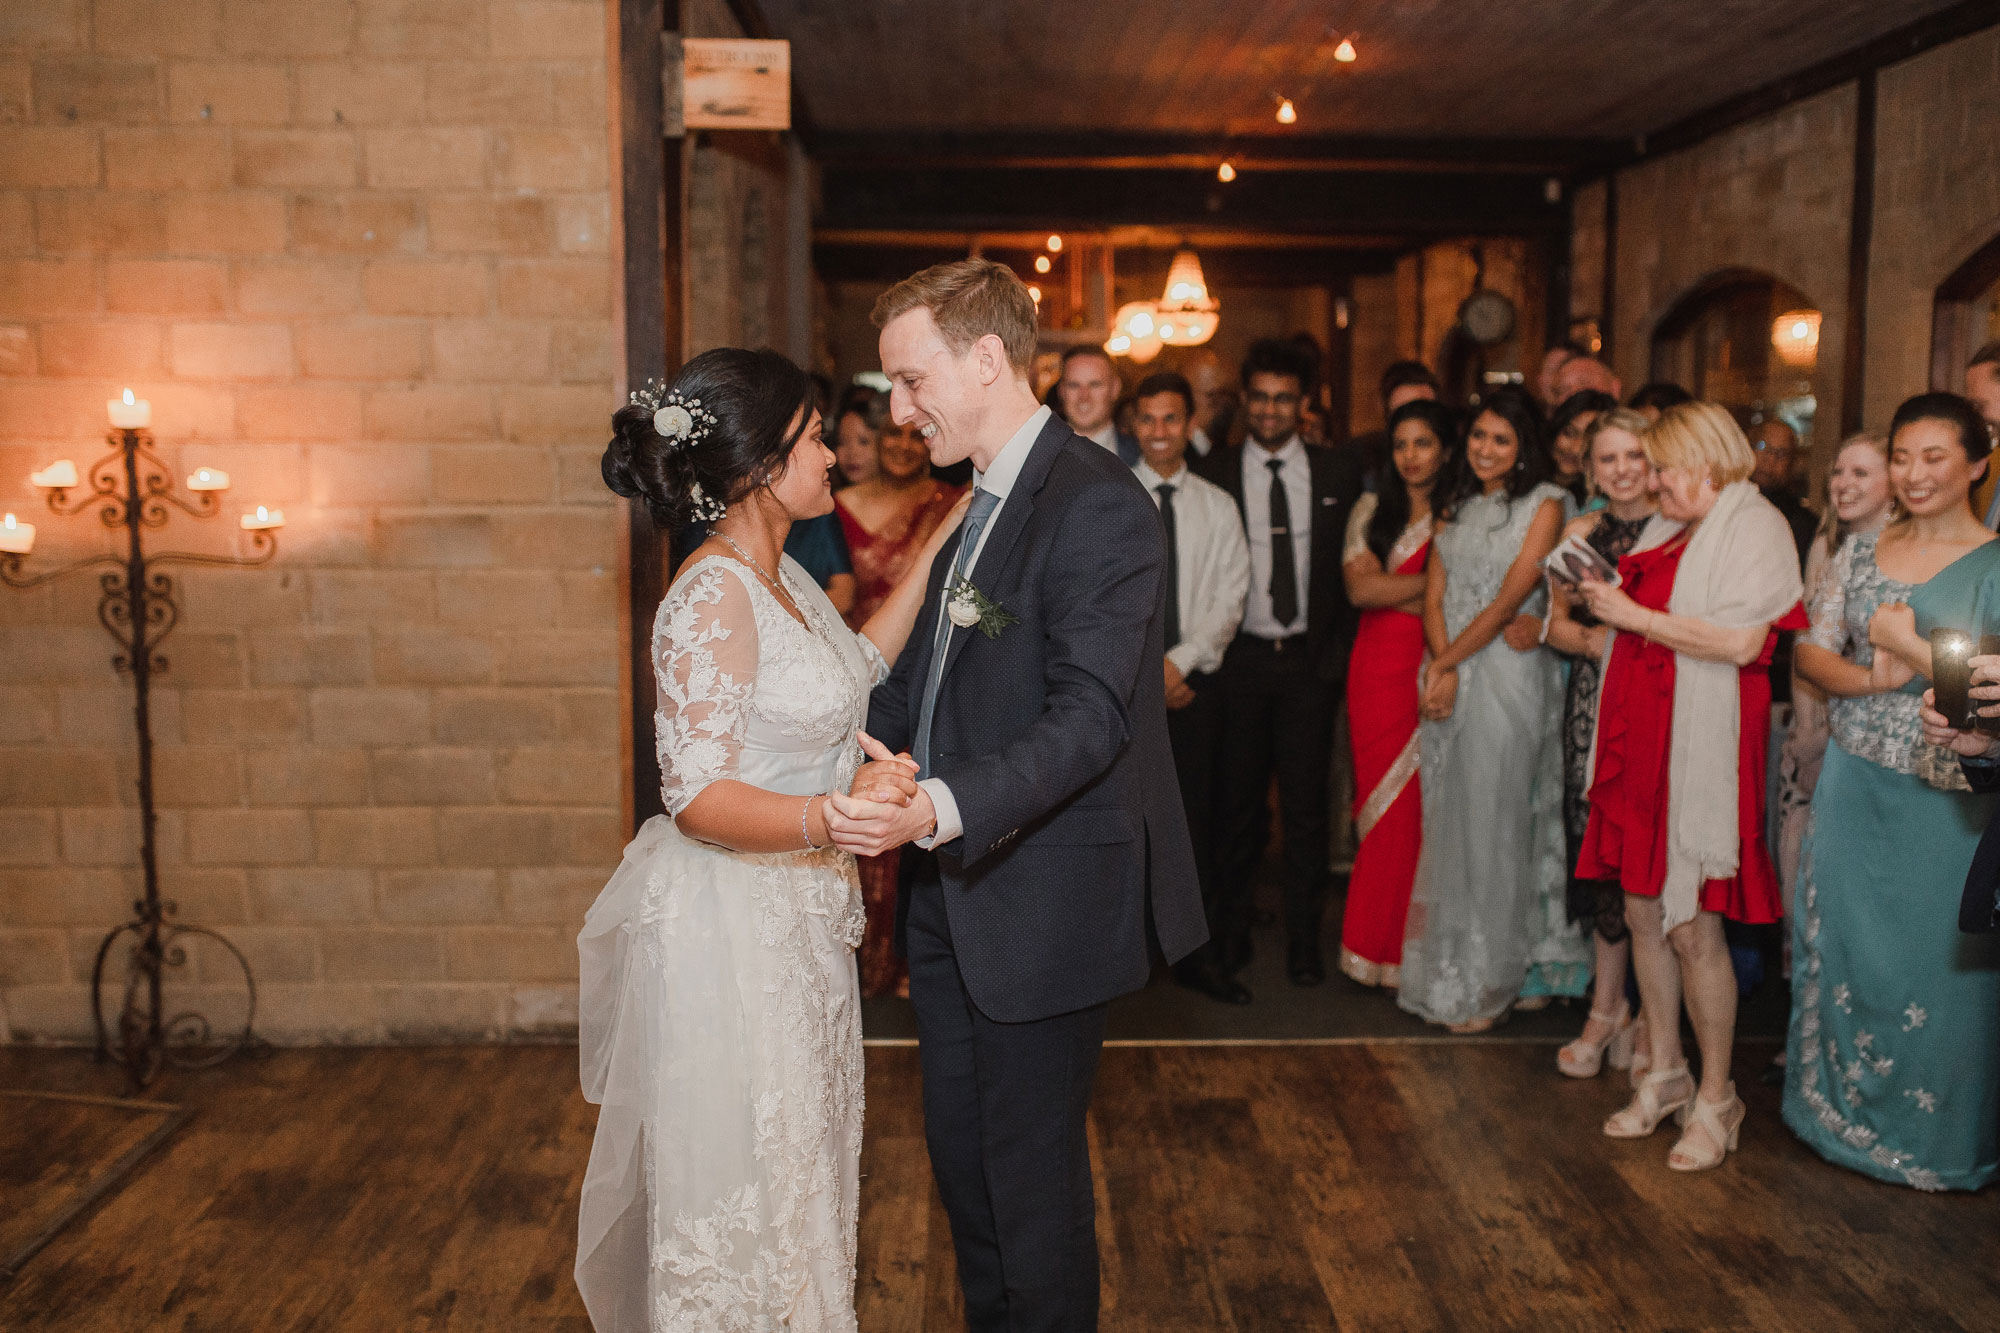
[3,1042,1997,1331]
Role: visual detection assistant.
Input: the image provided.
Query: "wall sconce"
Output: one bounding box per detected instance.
[1772,309,1822,367]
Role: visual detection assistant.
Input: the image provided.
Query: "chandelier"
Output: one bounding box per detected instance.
[1105,247,1221,361]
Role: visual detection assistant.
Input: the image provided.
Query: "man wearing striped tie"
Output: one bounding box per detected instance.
[824,259,1204,1333]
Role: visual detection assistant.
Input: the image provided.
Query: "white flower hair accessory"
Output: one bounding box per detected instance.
[627,380,717,451]
[687,478,726,522]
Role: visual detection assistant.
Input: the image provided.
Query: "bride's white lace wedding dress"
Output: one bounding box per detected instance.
[576,551,883,1332]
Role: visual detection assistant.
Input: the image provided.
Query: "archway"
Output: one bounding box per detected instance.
[1931,228,2000,389]
[1649,267,1822,444]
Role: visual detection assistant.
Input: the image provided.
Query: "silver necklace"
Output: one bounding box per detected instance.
[712,528,793,603]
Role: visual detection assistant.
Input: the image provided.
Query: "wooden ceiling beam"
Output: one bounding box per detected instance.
[810,130,1625,177]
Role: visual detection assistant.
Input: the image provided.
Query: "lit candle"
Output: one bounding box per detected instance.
[240,505,285,531]
[0,513,34,555]
[29,459,79,490]
[187,467,230,492]
[107,388,151,429]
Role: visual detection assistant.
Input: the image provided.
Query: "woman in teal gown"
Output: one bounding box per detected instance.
[1786,393,2000,1191]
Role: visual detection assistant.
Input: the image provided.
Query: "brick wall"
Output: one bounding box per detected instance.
[1607,82,1857,448]
[0,0,624,1043]
[1866,25,2000,414]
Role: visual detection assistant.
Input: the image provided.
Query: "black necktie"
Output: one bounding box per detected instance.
[1266,457,1299,628]
[1155,482,1181,650]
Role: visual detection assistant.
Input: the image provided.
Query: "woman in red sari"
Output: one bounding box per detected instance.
[1339,399,1457,987]
[835,409,965,630]
[1575,402,1805,1171]
[833,405,966,996]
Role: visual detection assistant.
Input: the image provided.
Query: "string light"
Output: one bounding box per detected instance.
[1217,161,1236,183]
[1034,254,1052,274]
[1334,36,1357,62]
[1275,97,1297,125]
[1028,284,1042,304]
[1046,234,1063,253]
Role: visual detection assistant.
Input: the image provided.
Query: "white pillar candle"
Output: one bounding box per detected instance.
[0,513,34,555]
[107,388,151,429]
[240,506,285,531]
[29,460,79,490]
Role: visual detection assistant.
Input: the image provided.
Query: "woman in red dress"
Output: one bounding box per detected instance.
[1575,402,1805,1171]
[833,407,966,997]
[1339,399,1455,987]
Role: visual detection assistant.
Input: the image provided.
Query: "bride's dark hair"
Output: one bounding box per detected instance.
[602,347,818,525]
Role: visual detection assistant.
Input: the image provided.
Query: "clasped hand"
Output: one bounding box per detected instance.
[823,731,937,857]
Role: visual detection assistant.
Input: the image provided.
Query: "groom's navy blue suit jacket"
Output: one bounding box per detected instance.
[869,414,1207,1023]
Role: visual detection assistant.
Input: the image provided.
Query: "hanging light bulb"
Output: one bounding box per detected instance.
[1028,284,1042,304]
[1334,36,1357,63]
[1046,234,1063,254]
[1034,254,1052,274]
[1275,97,1297,125]
[1217,160,1236,183]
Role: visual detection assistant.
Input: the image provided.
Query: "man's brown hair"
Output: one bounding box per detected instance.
[871,259,1037,374]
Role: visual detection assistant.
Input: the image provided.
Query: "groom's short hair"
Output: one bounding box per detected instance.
[872,259,1038,374]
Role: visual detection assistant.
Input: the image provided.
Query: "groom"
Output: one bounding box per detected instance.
[826,259,1206,1331]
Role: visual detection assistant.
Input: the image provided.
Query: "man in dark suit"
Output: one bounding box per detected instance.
[1206,338,1366,990]
[1055,343,1140,466]
[827,259,1204,1332]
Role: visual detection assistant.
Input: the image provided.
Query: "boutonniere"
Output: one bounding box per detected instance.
[946,577,1018,639]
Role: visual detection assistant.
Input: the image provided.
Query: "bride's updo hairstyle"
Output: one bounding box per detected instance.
[602,346,818,525]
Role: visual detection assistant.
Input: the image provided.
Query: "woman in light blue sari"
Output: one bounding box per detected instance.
[1786,392,2000,1191]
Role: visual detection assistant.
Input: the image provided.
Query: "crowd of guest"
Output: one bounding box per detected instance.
[773,332,2000,1187]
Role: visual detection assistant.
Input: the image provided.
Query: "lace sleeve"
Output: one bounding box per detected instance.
[654,562,760,816]
[1804,535,1853,655]
[1343,492,1378,563]
[856,629,890,686]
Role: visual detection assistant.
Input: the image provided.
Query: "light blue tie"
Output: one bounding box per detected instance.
[914,487,1000,778]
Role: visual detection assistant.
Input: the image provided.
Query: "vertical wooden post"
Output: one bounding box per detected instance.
[1840,70,1877,438]
[615,0,683,831]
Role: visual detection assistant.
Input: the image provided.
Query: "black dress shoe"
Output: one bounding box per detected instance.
[1173,958,1254,1006]
[1287,938,1326,987]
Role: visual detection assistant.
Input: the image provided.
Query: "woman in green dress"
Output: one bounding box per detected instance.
[1785,392,2000,1191]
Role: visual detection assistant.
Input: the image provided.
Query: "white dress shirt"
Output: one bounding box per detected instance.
[918,405,1051,848]
[1239,435,1312,640]
[1084,421,1121,454]
[1188,426,1212,457]
[1135,458,1248,678]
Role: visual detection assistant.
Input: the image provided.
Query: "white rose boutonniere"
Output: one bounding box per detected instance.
[945,577,1018,639]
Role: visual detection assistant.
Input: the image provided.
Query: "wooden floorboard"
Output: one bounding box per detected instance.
[2,1043,1997,1330]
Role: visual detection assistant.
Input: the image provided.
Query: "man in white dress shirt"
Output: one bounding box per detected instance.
[1131,371,1252,1004]
[1056,344,1140,466]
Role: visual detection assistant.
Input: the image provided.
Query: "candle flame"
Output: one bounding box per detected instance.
[121,388,135,407]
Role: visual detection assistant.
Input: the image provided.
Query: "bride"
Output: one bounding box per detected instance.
[576,347,963,1331]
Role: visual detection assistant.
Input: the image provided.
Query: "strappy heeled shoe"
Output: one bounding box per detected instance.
[1603,1064,1694,1139]
[1627,1028,1653,1088]
[1556,1001,1633,1079]
[1668,1084,1745,1171]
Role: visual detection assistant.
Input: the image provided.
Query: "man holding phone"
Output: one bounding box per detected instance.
[1919,656,2000,932]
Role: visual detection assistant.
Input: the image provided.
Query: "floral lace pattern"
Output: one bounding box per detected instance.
[1808,532,1967,790]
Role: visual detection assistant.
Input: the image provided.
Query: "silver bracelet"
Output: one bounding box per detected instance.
[801,793,822,850]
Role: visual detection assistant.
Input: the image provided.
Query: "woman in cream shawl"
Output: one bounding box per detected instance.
[1574,403,1804,1172]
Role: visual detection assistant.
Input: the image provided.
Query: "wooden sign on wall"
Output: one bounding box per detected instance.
[682,38,791,131]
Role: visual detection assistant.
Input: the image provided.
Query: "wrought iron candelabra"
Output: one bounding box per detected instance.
[2,423,280,1088]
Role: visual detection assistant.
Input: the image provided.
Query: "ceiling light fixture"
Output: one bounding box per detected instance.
[1217,160,1236,182]
[1274,96,1297,125]
[1046,234,1063,253]
[1155,247,1220,346]
[1334,36,1357,63]
[1034,254,1052,274]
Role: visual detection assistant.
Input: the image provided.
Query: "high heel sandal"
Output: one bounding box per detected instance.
[1556,1001,1632,1079]
[1603,1065,1694,1139]
[1668,1084,1745,1171]
[1627,1030,1653,1088]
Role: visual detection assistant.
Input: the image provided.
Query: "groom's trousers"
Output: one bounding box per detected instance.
[905,871,1108,1332]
